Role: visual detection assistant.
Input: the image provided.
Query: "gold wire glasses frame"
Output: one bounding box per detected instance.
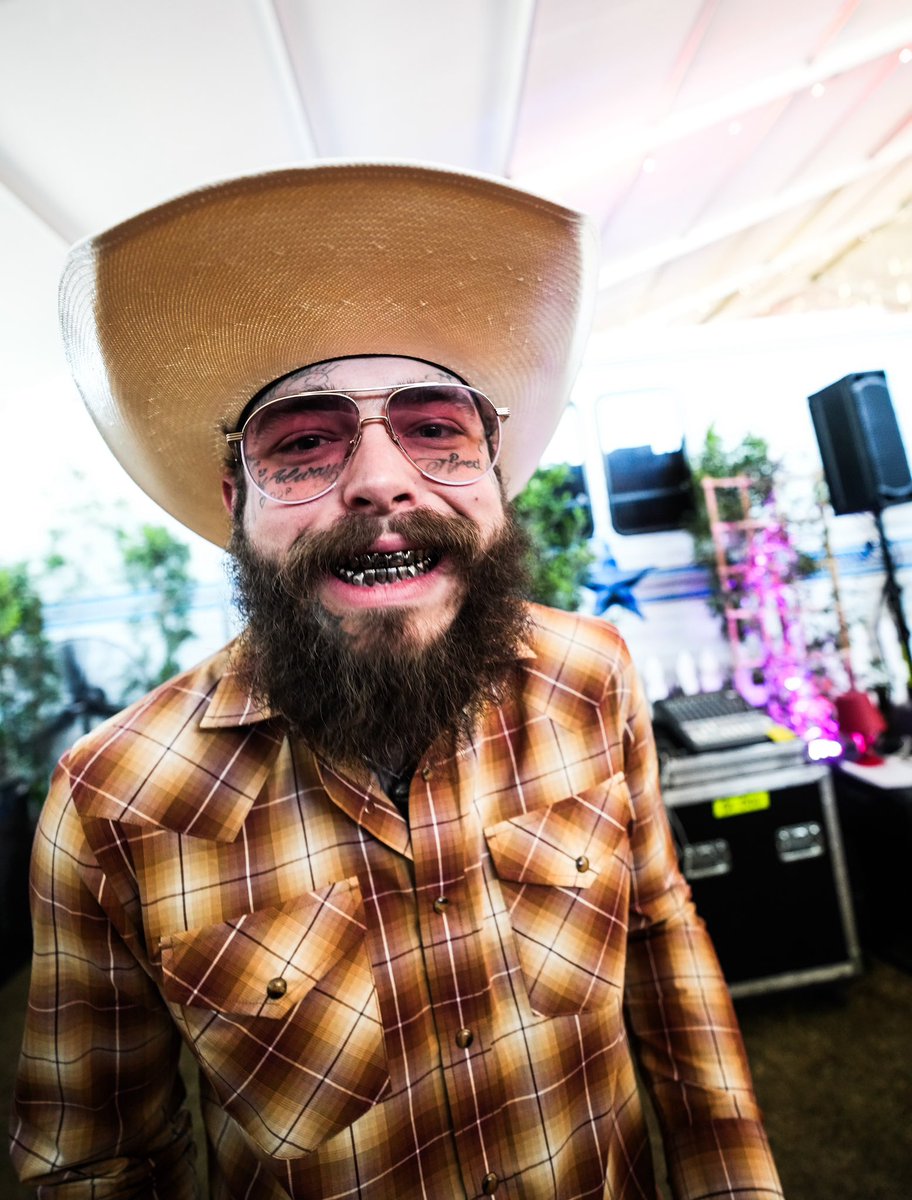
[225,383,510,506]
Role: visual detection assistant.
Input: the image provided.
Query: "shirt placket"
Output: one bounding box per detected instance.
[409,755,510,1200]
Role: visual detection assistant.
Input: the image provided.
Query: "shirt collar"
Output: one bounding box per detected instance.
[198,655,274,729]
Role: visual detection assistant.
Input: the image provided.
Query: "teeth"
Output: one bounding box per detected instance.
[334,549,439,586]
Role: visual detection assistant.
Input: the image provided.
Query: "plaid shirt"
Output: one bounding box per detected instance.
[11,605,782,1199]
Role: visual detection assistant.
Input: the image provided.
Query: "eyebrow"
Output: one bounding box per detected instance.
[393,392,478,414]
[249,393,355,427]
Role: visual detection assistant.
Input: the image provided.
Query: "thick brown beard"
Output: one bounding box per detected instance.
[227,507,532,773]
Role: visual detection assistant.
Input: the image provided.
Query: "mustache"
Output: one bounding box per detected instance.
[227,504,533,771]
[265,509,485,597]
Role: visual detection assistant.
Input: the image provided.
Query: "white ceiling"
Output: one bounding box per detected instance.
[1,0,911,399]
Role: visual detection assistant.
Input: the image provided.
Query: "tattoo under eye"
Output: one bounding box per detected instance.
[419,451,483,474]
[269,464,342,485]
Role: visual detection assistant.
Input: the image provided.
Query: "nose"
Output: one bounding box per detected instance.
[337,418,421,513]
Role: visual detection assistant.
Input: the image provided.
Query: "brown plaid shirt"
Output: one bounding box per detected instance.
[11,605,782,1199]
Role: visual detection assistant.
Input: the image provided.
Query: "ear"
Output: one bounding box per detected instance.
[221,474,238,517]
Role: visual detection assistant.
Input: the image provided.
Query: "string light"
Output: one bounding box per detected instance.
[734,503,840,746]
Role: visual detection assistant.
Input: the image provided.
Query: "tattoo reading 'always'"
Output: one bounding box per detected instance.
[270,464,343,485]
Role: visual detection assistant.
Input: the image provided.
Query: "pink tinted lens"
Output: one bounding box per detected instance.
[387,386,500,482]
[242,392,360,501]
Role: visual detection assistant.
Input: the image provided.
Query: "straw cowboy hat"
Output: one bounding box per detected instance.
[60,162,600,546]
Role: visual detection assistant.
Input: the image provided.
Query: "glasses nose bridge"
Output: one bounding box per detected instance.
[357,412,397,440]
[343,409,407,474]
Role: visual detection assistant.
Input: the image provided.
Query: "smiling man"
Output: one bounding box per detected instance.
[11,164,782,1199]
[224,353,532,779]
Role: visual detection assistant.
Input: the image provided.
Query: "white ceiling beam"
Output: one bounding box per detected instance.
[658,0,723,115]
[268,0,533,170]
[807,0,864,62]
[491,0,538,173]
[597,130,912,291]
[517,17,912,194]
[251,0,318,157]
[0,153,76,246]
[623,189,912,327]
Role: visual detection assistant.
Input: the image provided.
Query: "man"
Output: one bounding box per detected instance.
[11,164,783,1198]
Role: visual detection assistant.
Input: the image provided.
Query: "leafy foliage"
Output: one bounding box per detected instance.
[687,428,777,531]
[0,504,196,809]
[686,427,815,627]
[115,524,195,687]
[0,564,63,796]
[45,489,197,692]
[513,463,595,611]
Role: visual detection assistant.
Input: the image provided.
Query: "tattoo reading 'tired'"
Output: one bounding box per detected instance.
[418,452,483,475]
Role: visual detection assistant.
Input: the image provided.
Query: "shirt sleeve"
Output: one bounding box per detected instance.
[616,653,785,1200]
[9,760,199,1199]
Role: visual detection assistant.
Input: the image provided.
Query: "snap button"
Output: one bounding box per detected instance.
[433,897,450,914]
[421,765,433,781]
[455,1027,474,1049]
[575,854,590,873]
[481,1172,499,1194]
[265,977,287,1000]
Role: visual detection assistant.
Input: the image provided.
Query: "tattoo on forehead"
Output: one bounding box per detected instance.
[402,369,459,384]
[275,363,339,393]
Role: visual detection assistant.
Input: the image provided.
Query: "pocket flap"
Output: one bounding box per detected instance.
[485,774,631,887]
[160,878,364,1017]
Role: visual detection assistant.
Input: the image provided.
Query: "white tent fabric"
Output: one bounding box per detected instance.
[2,0,911,559]
[2,0,911,341]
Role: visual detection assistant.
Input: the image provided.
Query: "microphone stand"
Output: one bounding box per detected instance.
[872,505,912,700]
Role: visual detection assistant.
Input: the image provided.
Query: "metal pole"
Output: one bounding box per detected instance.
[873,508,912,693]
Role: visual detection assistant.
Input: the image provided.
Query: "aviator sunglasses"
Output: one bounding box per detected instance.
[226,383,510,505]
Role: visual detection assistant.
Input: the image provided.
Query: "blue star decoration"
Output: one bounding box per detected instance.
[586,557,652,618]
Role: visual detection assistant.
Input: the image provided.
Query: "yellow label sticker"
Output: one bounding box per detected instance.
[766,725,796,742]
[713,791,771,819]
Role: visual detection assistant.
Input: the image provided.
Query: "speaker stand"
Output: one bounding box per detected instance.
[873,508,912,697]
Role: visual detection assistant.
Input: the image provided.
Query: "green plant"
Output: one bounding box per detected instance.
[686,427,815,626]
[43,488,197,690]
[513,463,595,611]
[0,564,64,800]
[116,524,196,686]
[687,427,776,531]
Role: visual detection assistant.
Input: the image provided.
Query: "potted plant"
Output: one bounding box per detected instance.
[514,462,595,611]
[0,563,64,977]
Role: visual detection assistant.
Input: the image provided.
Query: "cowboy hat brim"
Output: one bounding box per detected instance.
[60,162,599,546]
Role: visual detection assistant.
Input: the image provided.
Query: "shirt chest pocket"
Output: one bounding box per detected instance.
[159,878,389,1159]
[484,774,634,1016]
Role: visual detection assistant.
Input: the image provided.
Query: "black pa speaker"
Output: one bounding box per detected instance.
[808,371,912,515]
